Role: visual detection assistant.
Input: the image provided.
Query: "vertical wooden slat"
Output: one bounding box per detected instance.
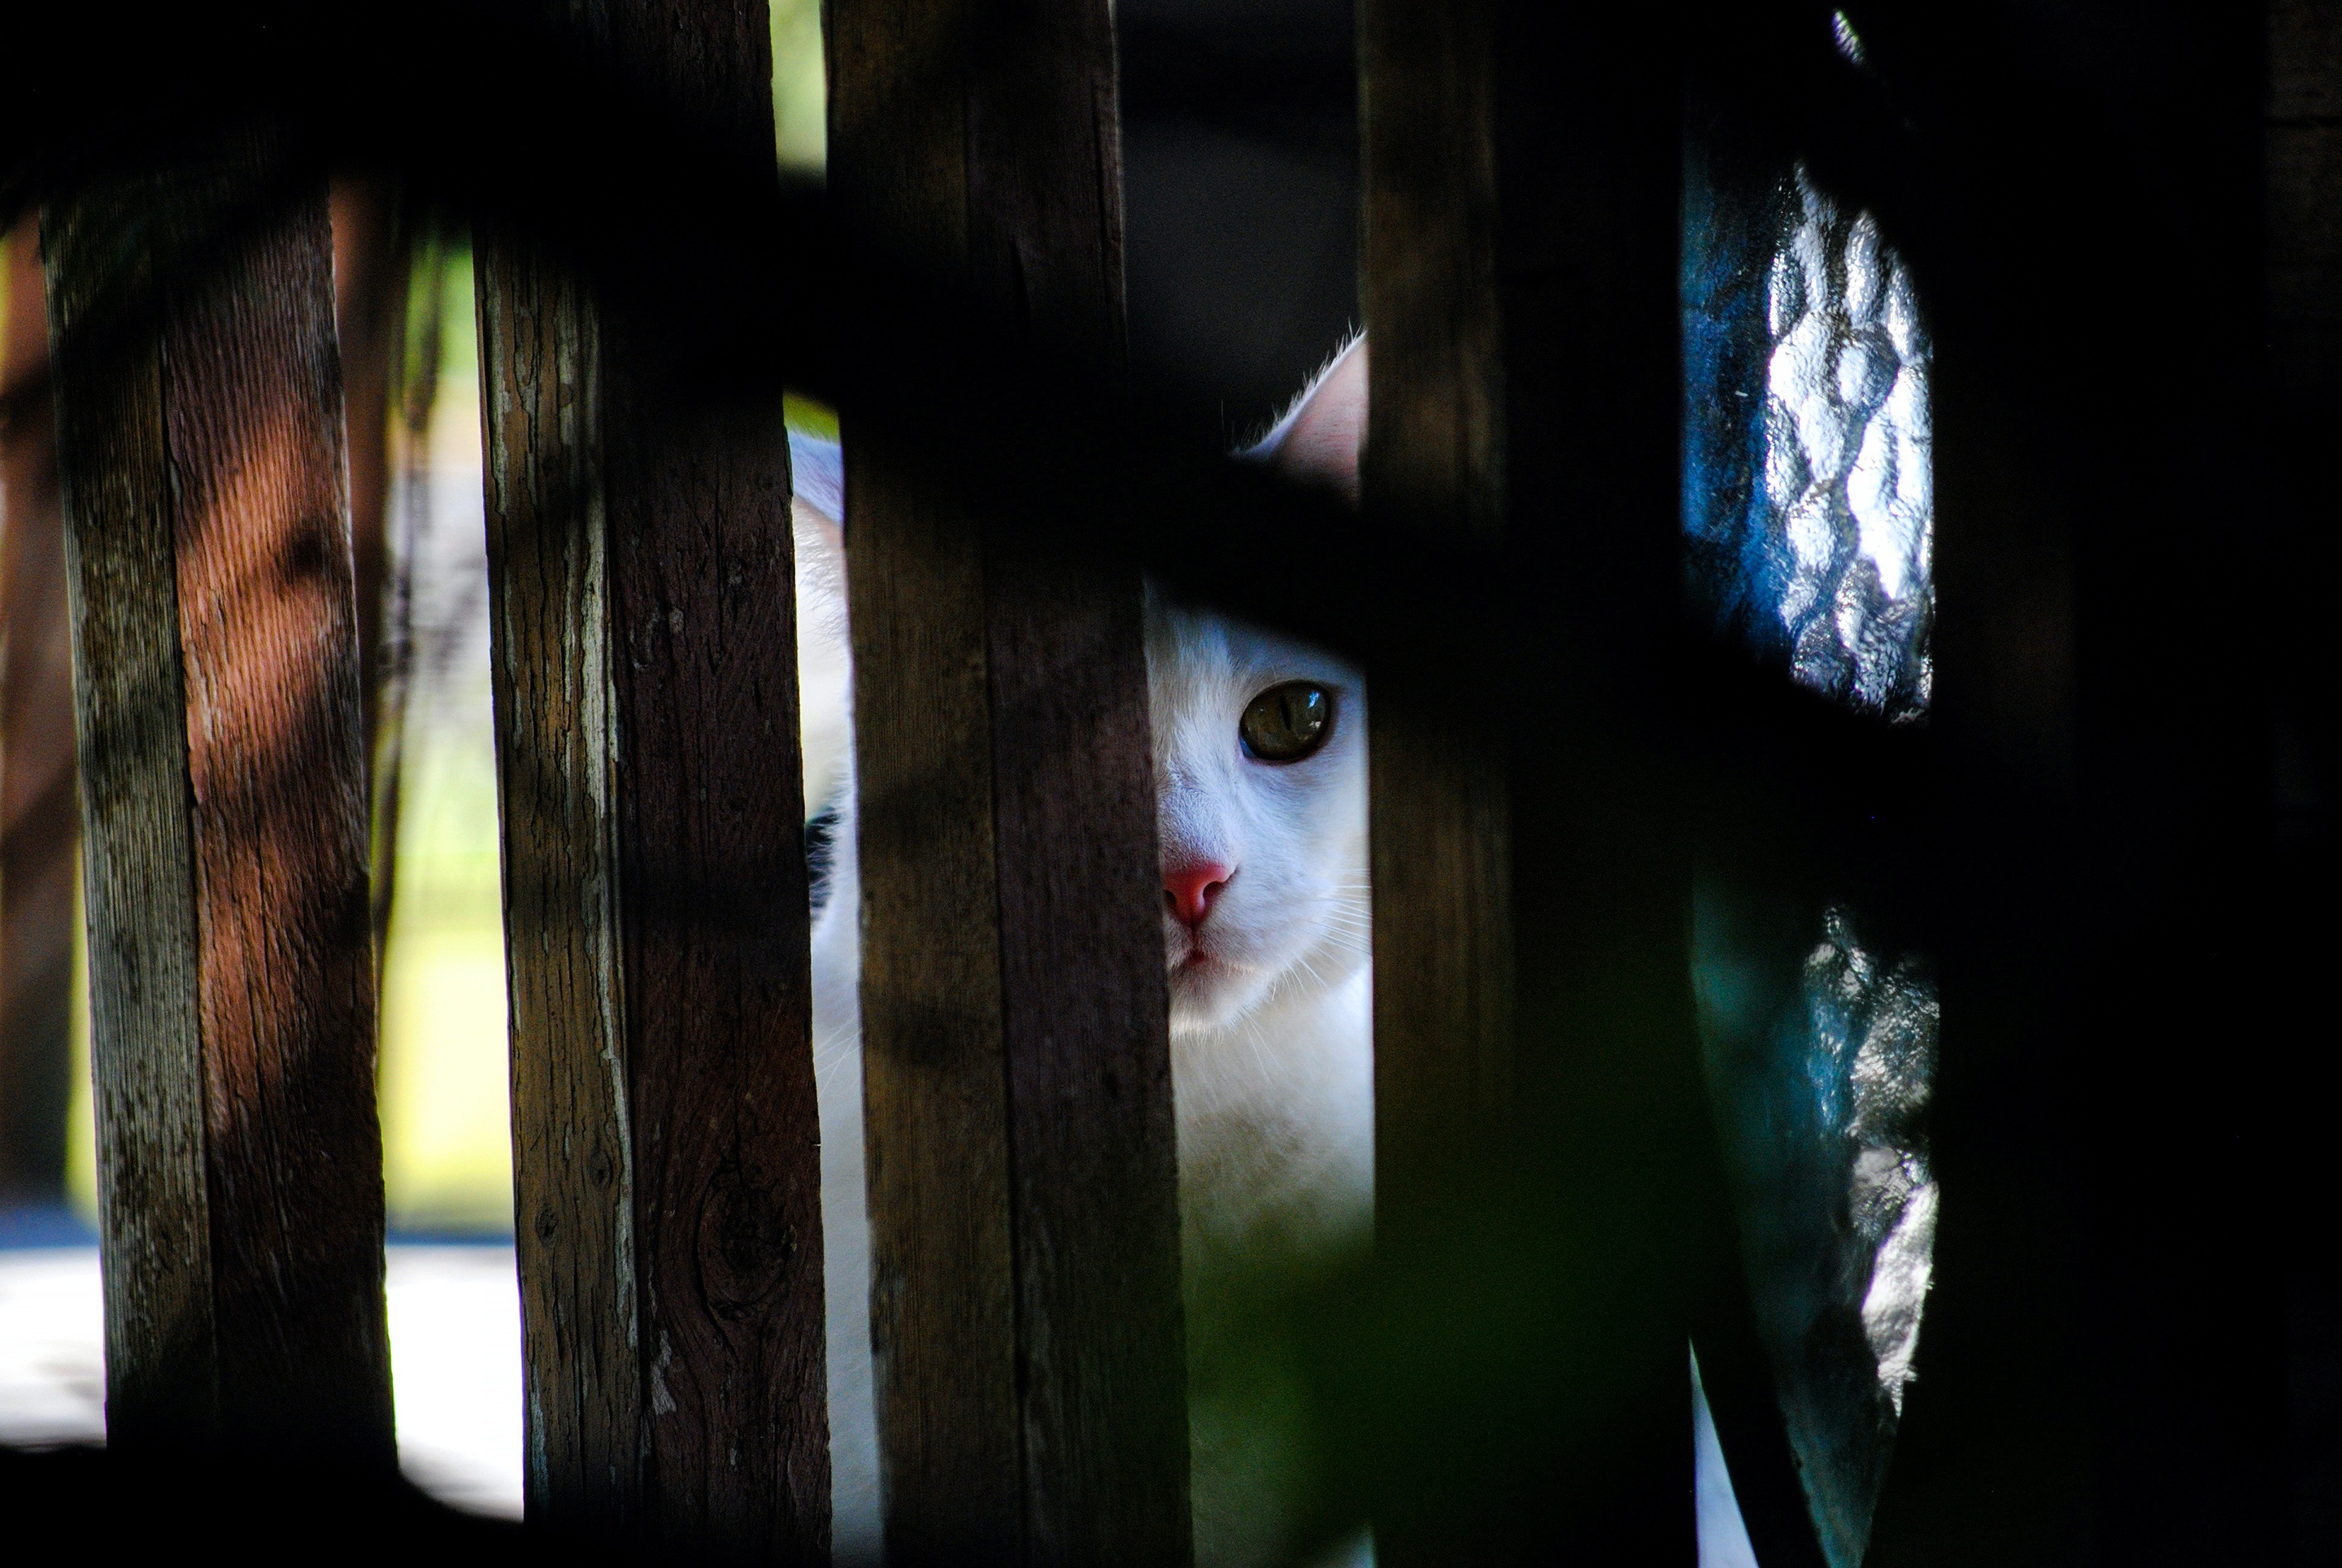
[827,0,1193,1559]
[481,0,825,1554]
[1360,2,1699,1561]
[1870,7,2287,1563]
[46,179,218,1449]
[2266,0,2342,1543]
[44,143,393,1461]
[1357,0,1514,1226]
[837,442,1026,1561]
[1496,7,1702,1558]
[603,305,823,1562]
[1,227,81,1202]
[479,243,639,1528]
[1355,1,1524,1555]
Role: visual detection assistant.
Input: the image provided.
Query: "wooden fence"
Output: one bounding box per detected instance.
[17,0,2331,1565]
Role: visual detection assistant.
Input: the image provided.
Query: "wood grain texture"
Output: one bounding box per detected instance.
[1358,0,1503,544]
[480,0,825,1554]
[828,0,1192,1558]
[984,538,1185,1568]
[840,436,1027,1563]
[45,178,220,1453]
[603,265,823,1568]
[599,8,825,1550]
[1355,7,1522,1558]
[1356,0,1515,1257]
[1360,5,1701,1561]
[1487,7,1704,1560]
[44,145,393,1462]
[1,226,81,1201]
[477,239,642,1531]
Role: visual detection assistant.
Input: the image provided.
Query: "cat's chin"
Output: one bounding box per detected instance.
[1165,954,1272,1035]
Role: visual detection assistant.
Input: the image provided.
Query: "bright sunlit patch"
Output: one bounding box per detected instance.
[0,1247,103,1448]
[385,1246,525,1517]
[771,0,828,173]
[1691,888,1938,1568]
[1684,155,1934,721]
[0,1242,524,1518]
[1692,1348,1761,1568]
[1831,11,1868,66]
[375,258,514,1238]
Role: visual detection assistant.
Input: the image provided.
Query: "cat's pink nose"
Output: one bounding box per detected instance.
[1164,861,1233,929]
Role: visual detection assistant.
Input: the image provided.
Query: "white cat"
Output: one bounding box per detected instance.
[790,337,1374,1566]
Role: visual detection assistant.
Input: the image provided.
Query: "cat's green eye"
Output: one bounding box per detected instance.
[1240,682,1333,763]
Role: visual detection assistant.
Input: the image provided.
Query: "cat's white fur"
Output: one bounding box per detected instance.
[791,337,1373,1564]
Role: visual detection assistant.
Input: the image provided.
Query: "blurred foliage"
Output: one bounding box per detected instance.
[771,0,826,173]
[377,728,510,1235]
[784,390,838,440]
[375,237,510,1235]
[63,861,93,1222]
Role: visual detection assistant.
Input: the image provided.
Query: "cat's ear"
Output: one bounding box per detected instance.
[1253,333,1366,506]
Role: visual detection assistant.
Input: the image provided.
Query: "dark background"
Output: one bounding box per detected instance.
[1118,0,1358,445]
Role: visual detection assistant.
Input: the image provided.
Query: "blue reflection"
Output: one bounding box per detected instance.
[1691,887,1939,1568]
[1683,152,1934,720]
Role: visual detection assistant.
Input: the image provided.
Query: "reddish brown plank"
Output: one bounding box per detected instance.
[45,141,392,1461]
[0,226,80,1203]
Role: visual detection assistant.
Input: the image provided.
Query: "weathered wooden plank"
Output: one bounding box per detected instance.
[1358,2,1700,1561]
[1869,10,2283,1561]
[45,143,392,1461]
[1,226,81,1202]
[477,239,640,1529]
[827,0,1192,1558]
[1355,3,1525,1557]
[838,434,1026,1562]
[984,537,1184,1568]
[479,0,825,1553]
[603,298,824,1568]
[1489,8,1703,1557]
[2265,6,2342,1548]
[1356,0,1515,1199]
[45,175,218,1453]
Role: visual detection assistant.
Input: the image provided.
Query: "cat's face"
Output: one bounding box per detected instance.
[1147,593,1369,1034]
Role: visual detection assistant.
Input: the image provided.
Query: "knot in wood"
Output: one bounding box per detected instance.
[694,1165,797,1320]
[280,517,334,584]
